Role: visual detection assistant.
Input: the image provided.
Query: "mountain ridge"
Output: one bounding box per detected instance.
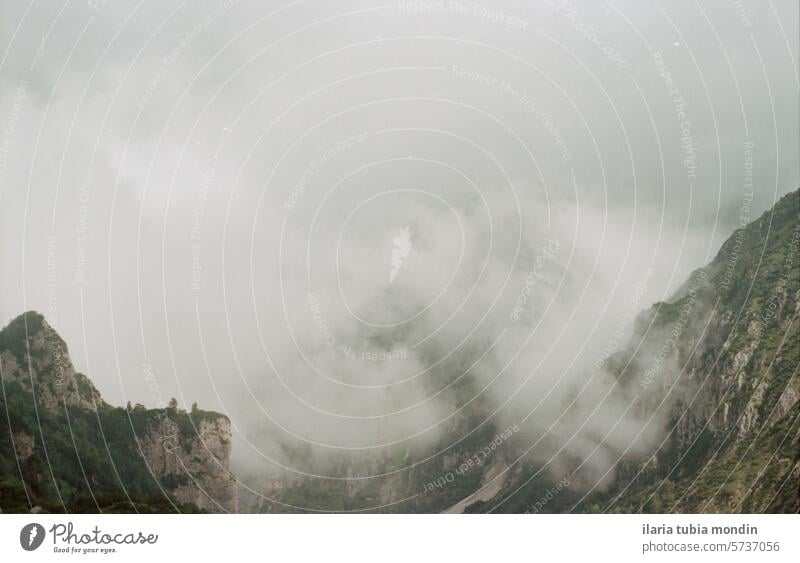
[0,311,237,513]
[1,189,797,513]
[480,188,799,513]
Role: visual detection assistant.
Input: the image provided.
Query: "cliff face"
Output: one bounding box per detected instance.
[0,312,236,513]
[136,412,237,513]
[0,312,102,411]
[601,189,800,513]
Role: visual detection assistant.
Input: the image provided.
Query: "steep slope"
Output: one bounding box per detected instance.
[604,188,800,513]
[483,189,799,513]
[0,312,237,513]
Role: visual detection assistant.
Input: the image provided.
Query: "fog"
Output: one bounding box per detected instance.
[1,0,797,507]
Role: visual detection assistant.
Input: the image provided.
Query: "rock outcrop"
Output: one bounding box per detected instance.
[136,411,237,513]
[586,189,800,513]
[0,312,237,513]
[0,312,103,411]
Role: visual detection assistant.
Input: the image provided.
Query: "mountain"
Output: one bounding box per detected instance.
[0,312,236,513]
[243,189,798,514]
[600,188,799,513]
[2,190,797,514]
[478,188,799,513]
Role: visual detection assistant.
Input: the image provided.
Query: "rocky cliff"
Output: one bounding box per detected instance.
[603,188,800,513]
[0,312,103,412]
[480,189,799,513]
[134,407,237,513]
[0,312,236,513]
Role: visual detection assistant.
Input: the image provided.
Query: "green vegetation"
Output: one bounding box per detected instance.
[0,312,229,513]
[472,189,799,514]
[586,189,799,513]
[0,380,209,513]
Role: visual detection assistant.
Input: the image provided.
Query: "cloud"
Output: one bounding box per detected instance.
[1,0,797,507]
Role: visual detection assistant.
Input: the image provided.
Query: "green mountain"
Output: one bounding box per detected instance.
[0,312,236,513]
[602,188,799,513]
[482,188,799,513]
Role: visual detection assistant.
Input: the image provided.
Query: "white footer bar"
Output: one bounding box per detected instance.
[1,514,798,562]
